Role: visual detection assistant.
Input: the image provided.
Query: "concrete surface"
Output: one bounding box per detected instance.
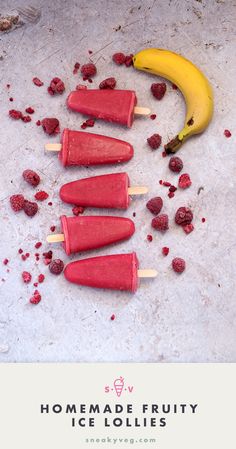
[0,0,236,362]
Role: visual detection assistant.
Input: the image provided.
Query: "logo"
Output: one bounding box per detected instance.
[104,377,134,397]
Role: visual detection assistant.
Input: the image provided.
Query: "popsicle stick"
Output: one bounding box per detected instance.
[45,143,62,152]
[134,106,151,116]
[46,234,65,243]
[128,186,148,195]
[138,269,157,278]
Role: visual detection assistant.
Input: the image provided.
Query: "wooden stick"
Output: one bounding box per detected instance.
[134,106,151,116]
[46,234,65,243]
[128,186,148,195]
[138,269,157,278]
[45,143,62,152]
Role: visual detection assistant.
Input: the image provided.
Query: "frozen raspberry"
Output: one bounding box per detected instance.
[175,207,193,226]
[183,223,194,234]
[73,62,80,74]
[81,63,97,79]
[150,114,156,120]
[10,194,24,212]
[224,129,231,138]
[146,197,163,215]
[162,247,169,256]
[147,133,162,150]
[72,206,84,216]
[178,173,192,189]
[23,200,38,217]
[147,234,153,242]
[124,54,134,67]
[9,109,22,120]
[50,225,56,232]
[41,118,60,135]
[33,77,44,87]
[23,169,40,187]
[110,314,116,321]
[48,77,65,95]
[21,115,31,123]
[151,82,166,100]
[3,259,9,265]
[22,271,32,283]
[38,274,45,283]
[112,52,126,65]
[152,214,169,231]
[172,257,185,273]
[169,156,183,173]
[25,107,35,114]
[99,77,116,89]
[49,259,64,275]
[35,242,42,249]
[34,191,49,201]
[30,290,41,304]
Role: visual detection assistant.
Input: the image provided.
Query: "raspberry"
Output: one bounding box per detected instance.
[72,206,84,216]
[9,109,22,120]
[224,129,231,138]
[99,77,116,89]
[41,118,60,135]
[175,207,193,226]
[48,77,65,95]
[124,54,134,67]
[3,259,9,265]
[25,107,35,114]
[152,214,169,231]
[81,63,97,79]
[49,259,64,275]
[146,197,163,215]
[112,52,126,65]
[150,114,156,120]
[30,290,41,304]
[183,223,194,234]
[172,257,185,273]
[162,247,169,256]
[10,194,24,212]
[169,156,183,173]
[38,274,45,283]
[73,62,80,74]
[33,77,44,86]
[34,191,49,201]
[23,200,38,217]
[23,169,40,187]
[178,173,192,189]
[50,225,56,232]
[151,82,166,100]
[22,115,31,123]
[22,271,32,283]
[147,133,162,150]
[147,234,153,242]
[35,242,42,249]
[110,314,115,321]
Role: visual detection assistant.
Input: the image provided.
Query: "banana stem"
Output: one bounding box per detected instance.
[164,135,182,154]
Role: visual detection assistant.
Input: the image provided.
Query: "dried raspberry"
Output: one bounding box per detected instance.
[224,129,231,138]
[169,156,183,173]
[30,290,41,304]
[25,107,35,114]
[112,52,126,65]
[151,82,166,100]
[172,257,185,273]
[35,242,42,249]
[73,62,80,74]
[162,247,169,256]
[49,259,64,275]
[36,120,41,126]
[23,169,40,187]
[175,207,193,226]
[124,54,134,67]
[110,314,115,321]
[3,259,9,265]
[147,133,162,150]
[150,114,156,120]
[33,77,44,87]
[178,173,192,189]
[48,77,65,95]
[146,197,163,215]
[81,63,97,79]
[23,200,38,217]
[21,115,31,123]
[9,109,22,120]
[41,118,60,135]
[50,225,56,232]
[38,274,45,283]
[183,223,194,234]
[147,234,153,242]
[22,271,32,283]
[99,77,116,89]
[202,217,206,223]
[10,194,24,212]
[34,191,49,201]
[72,206,84,216]
[152,214,169,232]
[76,84,87,90]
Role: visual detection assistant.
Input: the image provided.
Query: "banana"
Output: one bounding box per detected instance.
[133,48,213,153]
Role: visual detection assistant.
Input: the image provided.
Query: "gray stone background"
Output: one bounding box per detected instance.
[0,0,236,362]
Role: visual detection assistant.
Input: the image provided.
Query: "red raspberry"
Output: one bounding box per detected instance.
[151,82,166,100]
[25,107,35,114]
[23,200,38,217]
[152,214,169,231]
[49,259,64,275]
[48,77,65,95]
[35,242,42,249]
[32,77,44,87]
[124,54,134,67]
[150,114,156,120]
[9,109,22,120]
[81,63,97,79]
[38,274,45,283]
[110,314,116,321]
[112,52,126,65]
[162,247,169,256]
[21,115,31,123]
[183,223,194,234]
[22,271,32,283]
[99,77,116,89]
[34,191,49,201]
[175,207,193,226]
[30,290,41,304]
[147,133,162,150]
[10,194,24,212]
[224,129,231,138]
[172,257,185,273]
[169,156,183,173]
[146,197,163,215]
[23,169,40,187]
[178,173,192,189]
[72,206,84,216]
[41,118,60,135]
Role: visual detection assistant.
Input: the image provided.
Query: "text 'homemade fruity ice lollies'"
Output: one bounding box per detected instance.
[46,215,135,255]
[67,90,150,127]
[59,172,148,210]
[64,252,157,292]
[44,129,134,166]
